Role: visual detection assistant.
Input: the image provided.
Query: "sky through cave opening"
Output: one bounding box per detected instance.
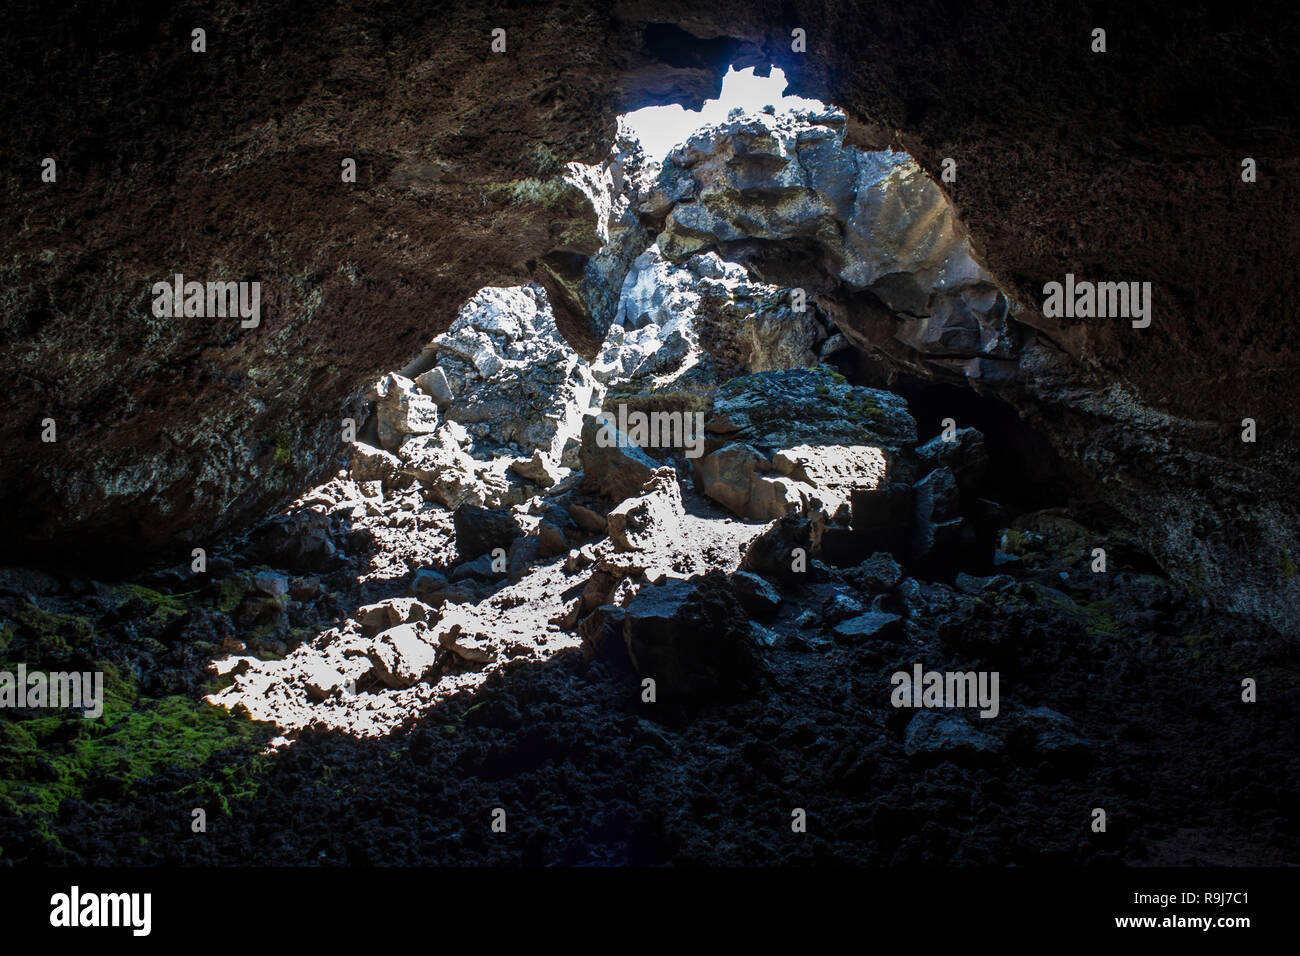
[619,65,828,161]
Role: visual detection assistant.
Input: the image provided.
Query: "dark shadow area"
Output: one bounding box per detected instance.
[896,378,1071,514]
[5,562,1298,866]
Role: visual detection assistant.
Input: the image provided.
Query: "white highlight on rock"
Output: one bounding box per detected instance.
[620,65,824,161]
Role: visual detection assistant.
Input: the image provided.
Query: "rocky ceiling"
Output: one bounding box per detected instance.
[1,0,1297,632]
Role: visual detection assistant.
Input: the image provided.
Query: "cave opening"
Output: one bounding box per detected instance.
[3,9,1296,872]
[891,378,1069,516]
[189,61,1095,739]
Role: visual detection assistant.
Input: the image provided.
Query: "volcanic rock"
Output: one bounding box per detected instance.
[367,623,440,690]
[606,468,686,552]
[621,573,763,701]
[372,373,441,452]
[903,711,1000,761]
[579,414,660,502]
[452,504,523,561]
[729,570,782,620]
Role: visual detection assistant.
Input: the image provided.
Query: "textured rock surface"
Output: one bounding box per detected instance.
[372,373,440,452]
[706,367,917,453]
[452,503,522,561]
[1,1,1296,634]
[650,109,1005,329]
[630,103,1300,633]
[579,414,660,502]
[0,0,729,569]
[621,573,763,700]
[430,285,598,460]
[5,322,1298,865]
[592,246,825,403]
[606,468,686,553]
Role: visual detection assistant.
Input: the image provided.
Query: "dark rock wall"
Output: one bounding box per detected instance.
[2,1,1297,629]
[0,0,725,566]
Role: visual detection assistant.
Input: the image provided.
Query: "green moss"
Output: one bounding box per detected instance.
[0,669,270,834]
[1000,528,1029,556]
[246,620,274,642]
[481,177,572,207]
[115,584,195,625]
[1078,599,1121,636]
[850,397,884,421]
[274,431,292,465]
[214,577,249,615]
[12,604,95,651]
[526,143,566,177]
[1281,549,1297,579]
[1025,585,1120,637]
[0,610,269,847]
[178,751,271,817]
[200,671,236,696]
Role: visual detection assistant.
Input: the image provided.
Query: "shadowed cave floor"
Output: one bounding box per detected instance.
[1,471,1296,867]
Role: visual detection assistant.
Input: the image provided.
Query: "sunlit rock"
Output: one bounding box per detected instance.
[430,285,599,461]
[372,373,441,452]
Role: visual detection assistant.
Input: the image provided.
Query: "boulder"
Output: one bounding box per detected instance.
[289,576,323,601]
[438,623,497,664]
[349,442,405,487]
[508,450,561,488]
[578,604,630,668]
[373,373,440,452]
[730,570,782,620]
[695,439,888,524]
[409,569,449,604]
[579,413,660,502]
[414,366,454,408]
[537,522,569,558]
[855,552,905,593]
[694,442,767,516]
[821,592,865,626]
[452,504,522,561]
[452,553,503,582]
[506,533,542,580]
[356,598,430,637]
[706,367,916,452]
[769,444,889,511]
[903,710,1001,761]
[399,428,513,510]
[568,503,609,534]
[579,570,618,616]
[250,570,289,599]
[746,473,818,522]
[740,515,813,588]
[367,623,440,689]
[606,468,686,552]
[621,573,763,701]
[907,467,972,578]
[913,466,960,524]
[916,427,989,492]
[832,611,903,643]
